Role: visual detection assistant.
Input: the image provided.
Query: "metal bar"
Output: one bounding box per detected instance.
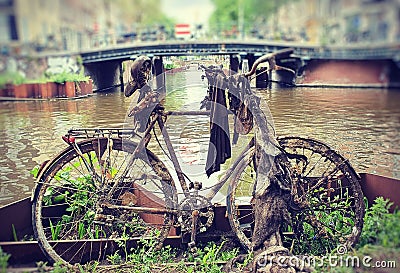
[107,117,158,199]
[67,128,139,139]
[68,128,136,133]
[103,203,178,214]
[92,84,122,93]
[119,62,124,93]
[205,139,255,200]
[166,110,210,116]
[157,115,190,197]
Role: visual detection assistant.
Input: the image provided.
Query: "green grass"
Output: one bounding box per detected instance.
[5,191,399,272]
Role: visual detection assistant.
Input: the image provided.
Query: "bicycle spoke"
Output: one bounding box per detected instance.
[228,137,364,255]
[33,138,177,266]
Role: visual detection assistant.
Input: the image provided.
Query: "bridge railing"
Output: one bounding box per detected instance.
[85,22,400,52]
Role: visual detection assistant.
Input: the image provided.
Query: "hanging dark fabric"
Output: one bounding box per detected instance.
[205,71,231,177]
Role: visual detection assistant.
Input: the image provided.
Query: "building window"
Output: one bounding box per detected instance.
[9,14,18,40]
[0,0,13,7]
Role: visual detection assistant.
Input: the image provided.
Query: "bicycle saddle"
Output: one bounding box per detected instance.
[125,56,152,97]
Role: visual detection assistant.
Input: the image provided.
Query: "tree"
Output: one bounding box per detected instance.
[115,0,175,29]
[208,0,297,37]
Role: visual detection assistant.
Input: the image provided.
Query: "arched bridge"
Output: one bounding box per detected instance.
[81,40,400,63]
[80,40,400,91]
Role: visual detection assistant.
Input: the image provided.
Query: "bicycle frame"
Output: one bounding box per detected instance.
[64,108,255,219]
[123,108,255,205]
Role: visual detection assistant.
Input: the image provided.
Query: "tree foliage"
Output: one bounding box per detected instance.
[209,0,296,30]
[114,0,174,27]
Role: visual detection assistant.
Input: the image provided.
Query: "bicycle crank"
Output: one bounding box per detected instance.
[178,195,214,251]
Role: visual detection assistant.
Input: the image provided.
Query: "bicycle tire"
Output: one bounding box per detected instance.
[32,137,177,266]
[227,136,365,255]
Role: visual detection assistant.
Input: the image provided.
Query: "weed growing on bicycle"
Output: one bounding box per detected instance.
[115,226,130,262]
[9,198,398,273]
[284,183,357,255]
[49,219,62,240]
[42,168,97,240]
[77,261,99,273]
[125,232,176,272]
[0,247,10,273]
[33,160,153,242]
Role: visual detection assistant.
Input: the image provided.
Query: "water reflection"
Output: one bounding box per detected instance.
[0,68,399,206]
[265,88,400,179]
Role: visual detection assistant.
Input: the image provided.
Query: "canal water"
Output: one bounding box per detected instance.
[1,67,399,206]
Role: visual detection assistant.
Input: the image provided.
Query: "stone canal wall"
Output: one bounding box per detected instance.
[297,59,400,88]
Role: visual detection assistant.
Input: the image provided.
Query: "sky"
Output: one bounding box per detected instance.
[161,0,215,26]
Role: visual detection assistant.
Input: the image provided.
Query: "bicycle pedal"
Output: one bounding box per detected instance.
[188,241,198,256]
[195,181,202,190]
[189,181,202,190]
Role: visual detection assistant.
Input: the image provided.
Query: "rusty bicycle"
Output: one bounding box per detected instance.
[32,49,365,267]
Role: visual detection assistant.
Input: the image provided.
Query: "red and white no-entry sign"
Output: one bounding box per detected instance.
[175,24,191,39]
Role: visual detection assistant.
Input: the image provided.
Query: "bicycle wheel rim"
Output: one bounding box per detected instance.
[278,136,364,255]
[227,136,365,255]
[32,138,177,266]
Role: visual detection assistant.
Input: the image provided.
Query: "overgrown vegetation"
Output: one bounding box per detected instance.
[358,197,400,249]
[24,163,400,272]
[0,70,91,90]
[0,71,26,87]
[0,247,10,273]
[4,195,399,272]
[285,184,357,256]
[33,240,241,273]
[45,70,91,84]
[314,197,400,273]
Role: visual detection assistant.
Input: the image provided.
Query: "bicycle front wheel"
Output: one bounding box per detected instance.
[32,137,177,266]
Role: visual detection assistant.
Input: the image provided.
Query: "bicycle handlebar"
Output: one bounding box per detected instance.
[198,64,224,73]
[199,48,294,79]
[244,47,294,77]
[128,48,295,118]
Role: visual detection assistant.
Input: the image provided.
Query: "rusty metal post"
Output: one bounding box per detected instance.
[119,61,124,92]
[256,67,268,88]
[246,53,256,87]
[253,53,268,88]
[246,53,256,72]
[229,54,239,75]
[153,56,166,95]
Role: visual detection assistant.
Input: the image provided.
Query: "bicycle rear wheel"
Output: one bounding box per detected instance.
[227,136,365,255]
[32,137,177,266]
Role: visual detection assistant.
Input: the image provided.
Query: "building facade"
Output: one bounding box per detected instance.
[268,0,400,44]
[0,0,121,54]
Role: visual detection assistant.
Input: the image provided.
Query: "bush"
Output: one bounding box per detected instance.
[0,71,25,88]
[46,71,90,84]
[0,247,10,273]
[358,197,400,248]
